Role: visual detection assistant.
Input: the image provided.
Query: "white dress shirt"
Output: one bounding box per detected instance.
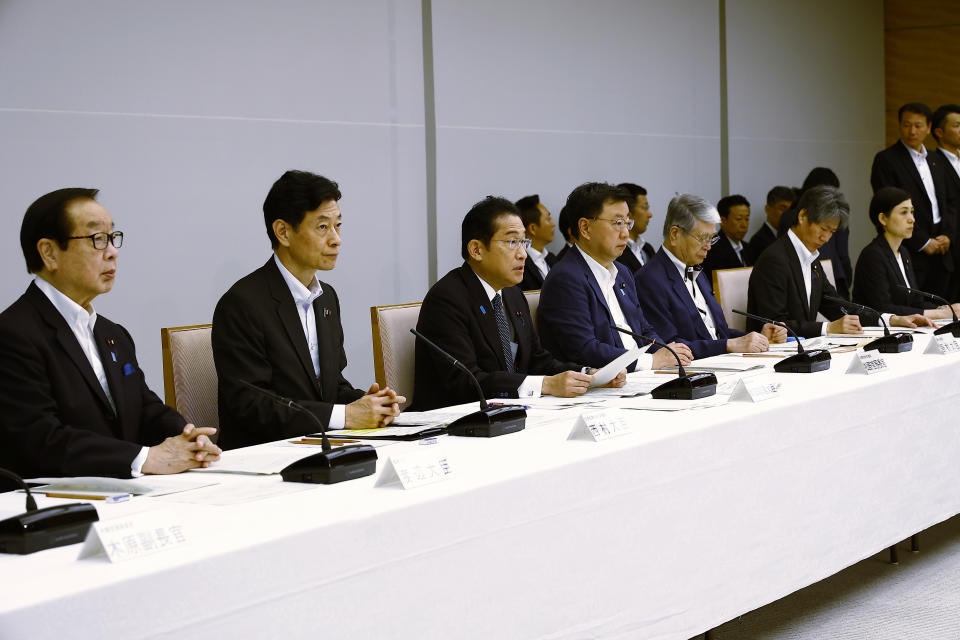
[526,245,551,279]
[576,246,654,370]
[274,254,346,429]
[626,237,649,267]
[904,141,941,225]
[941,146,960,180]
[727,235,746,265]
[663,248,718,339]
[894,250,911,288]
[35,277,151,475]
[472,270,543,398]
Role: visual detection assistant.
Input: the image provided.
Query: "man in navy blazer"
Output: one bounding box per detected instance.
[635,195,785,360]
[539,182,693,370]
[0,188,220,480]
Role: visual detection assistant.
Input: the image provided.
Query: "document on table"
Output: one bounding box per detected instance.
[156,477,316,506]
[324,425,445,440]
[611,394,731,411]
[497,395,605,410]
[392,409,474,426]
[27,475,219,497]
[191,444,323,475]
[589,348,642,387]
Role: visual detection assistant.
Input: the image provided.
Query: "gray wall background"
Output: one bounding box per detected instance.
[0,0,883,392]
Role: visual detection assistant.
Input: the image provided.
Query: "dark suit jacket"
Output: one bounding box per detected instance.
[747,234,875,337]
[615,240,656,275]
[412,264,579,411]
[745,224,777,264]
[701,230,747,293]
[518,251,558,291]
[212,258,364,449]
[871,142,955,287]
[853,235,933,316]
[538,247,663,369]
[635,248,745,359]
[777,209,852,298]
[0,282,185,478]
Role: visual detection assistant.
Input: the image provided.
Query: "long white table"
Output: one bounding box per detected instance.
[3,334,960,640]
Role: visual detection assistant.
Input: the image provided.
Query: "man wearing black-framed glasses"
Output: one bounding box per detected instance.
[0,188,221,481]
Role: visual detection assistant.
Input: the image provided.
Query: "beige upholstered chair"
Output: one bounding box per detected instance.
[713,266,753,331]
[523,289,540,329]
[370,302,421,409]
[161,324,219,439]
[819,259,836,288]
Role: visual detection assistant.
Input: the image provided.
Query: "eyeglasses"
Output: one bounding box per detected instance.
[591,217,634,231]
[677,227,719,246]
[67,231,124,250]
[492,238,533,251]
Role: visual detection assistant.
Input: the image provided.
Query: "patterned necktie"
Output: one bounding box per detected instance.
[492,293,516,373]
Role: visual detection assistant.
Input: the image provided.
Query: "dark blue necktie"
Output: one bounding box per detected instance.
[492,293,516,373]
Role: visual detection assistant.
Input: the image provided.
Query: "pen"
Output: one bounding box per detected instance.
[44,492,131,503]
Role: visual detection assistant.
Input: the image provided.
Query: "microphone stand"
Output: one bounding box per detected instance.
[732,310,831,373]
[897,284,960,337]
[825,296,913,353]
[610,325,717,399]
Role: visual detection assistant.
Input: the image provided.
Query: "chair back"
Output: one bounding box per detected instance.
[713,266,753,331]
[523,289,541,329]
[160,324,219,437]
[819,259,836,288]
[370,302,422,409]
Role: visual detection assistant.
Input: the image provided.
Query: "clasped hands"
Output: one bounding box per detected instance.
[346,383,405,428]
[144,423,221,474]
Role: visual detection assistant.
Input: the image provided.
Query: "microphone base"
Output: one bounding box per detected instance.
[651,372,718,400]
[934,320,960,338]
[281,444,378,484]
[774,349,831,373]
[0,503,99,555]
[863,332,913,353]
[447,405,527,437]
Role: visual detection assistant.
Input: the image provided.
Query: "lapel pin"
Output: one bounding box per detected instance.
[480,305,486,315]
[322,308,331,318]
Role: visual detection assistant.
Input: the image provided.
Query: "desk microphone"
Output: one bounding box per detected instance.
[731,310,831,372]
[609,325,717,399]
[236,379,377,484]
[0,468,98,555]
[896,285,960,337]
[410,328,526,437]
[824,295,913,353]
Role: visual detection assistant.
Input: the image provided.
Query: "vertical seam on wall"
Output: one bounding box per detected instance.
[422,0,438,285]
[719,0,729,196]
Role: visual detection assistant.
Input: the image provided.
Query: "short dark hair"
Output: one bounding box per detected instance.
[617,182,647,209]
[564,182,629,239]
[898,102,932,124]
[515,194,542,229]
[800,167,840,192]
[263,170,341,249]
[557,204,573,242]
[716,194,750,218]
[766,186,794,206]
[20,187,99,273]
[869,187,912,235]
[796,185,850,229]
[461,196,520,261]
[931,104,960,141]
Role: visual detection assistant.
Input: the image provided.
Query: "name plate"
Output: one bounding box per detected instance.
[924,333,960,355]
[729,374,781,403]
[568,409,631,442]
[376,444,452,489]
[846,349,888,375]
[78,510,187,563]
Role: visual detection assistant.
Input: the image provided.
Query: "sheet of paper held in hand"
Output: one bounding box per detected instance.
[589,348,642,387]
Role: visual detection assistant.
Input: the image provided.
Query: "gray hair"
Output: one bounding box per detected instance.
[796,185,849,230]
[663,194,721,236]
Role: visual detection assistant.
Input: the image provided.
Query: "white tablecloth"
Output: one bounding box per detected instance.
[2,335,959,640]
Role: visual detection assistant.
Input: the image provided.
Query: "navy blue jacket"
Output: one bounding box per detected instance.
[538,246,662,370]
[635,248,745,359]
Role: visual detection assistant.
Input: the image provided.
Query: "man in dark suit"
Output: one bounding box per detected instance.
[538,182,693,369]
[212,171,402,449]
[516,194,558,291]
[932,104,960,299]
[871,102,956,297]
[555,203,575,261]
[701,194,751,292]
[0,188,220,479]
[745,186,793,263]
[615,183,656,274]
[412,196,621,411]
[635,194,785,359]
[748,186,926,337]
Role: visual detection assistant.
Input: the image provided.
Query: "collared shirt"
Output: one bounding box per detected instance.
[34,277,151,475]
[786,229,824,334]
[471,270,543,398]
[526,245,551,279]
[575,246,654,370]
[663,247,718,339]
[626,237,649,267]
[894,250,910,288]
[903,141,941,224]
[273,254,346,429]
[765,222,778,236]
[727,235,746,266]
[941,146,960,181]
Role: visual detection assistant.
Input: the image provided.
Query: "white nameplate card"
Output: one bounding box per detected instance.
[846,349,888,375]
[78,510,187,563]
[924,333,960,355]
[376,445,452,489]
[568,409,631,442]
[729,375,781,403]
